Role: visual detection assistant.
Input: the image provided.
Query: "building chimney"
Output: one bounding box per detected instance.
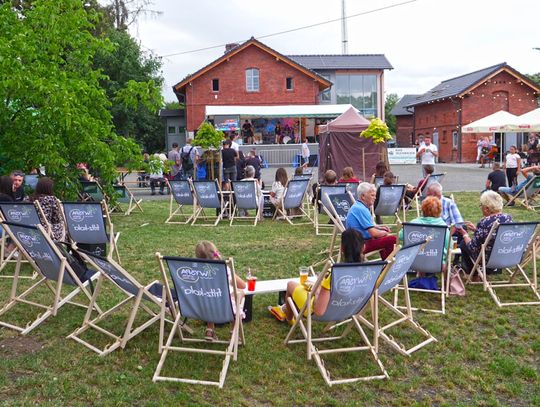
[225,43,239,53]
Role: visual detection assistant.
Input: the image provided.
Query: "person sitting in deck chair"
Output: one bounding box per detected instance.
[269,167,288,208]
[498,165,540,206]
[404,164,434,203]
[195,241,246,341]
[268,229,364,323]
[457,191,512,276]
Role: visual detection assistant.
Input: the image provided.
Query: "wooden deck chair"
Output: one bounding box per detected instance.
[372,184,406,226]
[404,175,430,217]
[68,249,186,356]
[394,223,450,314]
[315,185,347,235]
[61,201,121,264]
[284,260,389,386]
[79,180,106,202]
[505,175,540,211]
[357,241,437,356]
[191,180,228,226]
[110,184,143,216]
[273,178,312,225]
[0,222,100,335]
[0,202,45,278]
[311,192,355,269]
[165,179,196,224]
[153,254,245,388]
[465,221,540,307]
[230,180,263,226]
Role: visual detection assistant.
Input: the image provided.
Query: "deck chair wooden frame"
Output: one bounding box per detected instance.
[393,223,450,315]
[60,200,121,264]
[284,260,389,386]
[190,180,228,227]
[68,249,186,356]
[273,179,312,225]
[356,241,437,356]
[372,184,407,227]
[404,175,430,217]
[0,222,100,335]
[465,221,540,307]
[110,184,143,216]
[314,185,348,235]
[505,175,540,211]
[79,180,107,202]
[165,179,196,224]
[153,254,245,388]
[0,202,46,278]
[311,192,356,269]
[229,180,262,226]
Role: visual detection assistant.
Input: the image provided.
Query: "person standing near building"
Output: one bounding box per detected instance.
[180,138,199,180]
[167,142,181,180]
[503,145,521,188]
[241,120,254,144]
[301,137,310,167]
[416,136,438,176]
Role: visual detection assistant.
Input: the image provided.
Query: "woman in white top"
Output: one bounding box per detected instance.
[269,167,288,207]
[504,145,521,187]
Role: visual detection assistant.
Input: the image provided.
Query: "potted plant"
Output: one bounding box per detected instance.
[193,122,225,180]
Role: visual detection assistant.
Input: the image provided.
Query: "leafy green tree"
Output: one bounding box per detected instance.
[93,28,164,153]
[0,0,144,196]
[360,118,393,144]
[384,93,399,135]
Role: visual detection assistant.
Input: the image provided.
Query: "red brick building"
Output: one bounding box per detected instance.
[394,63,540,162]
[173,38,331,132]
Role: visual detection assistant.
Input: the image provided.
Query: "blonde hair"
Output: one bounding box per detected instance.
[195,241,221,260]
[480,190,504,214]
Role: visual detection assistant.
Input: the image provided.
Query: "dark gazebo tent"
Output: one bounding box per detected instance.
[318,107,388,182]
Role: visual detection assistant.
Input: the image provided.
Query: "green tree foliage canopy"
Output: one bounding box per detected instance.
[384,93,399,136]
[0,0,142,196]
[360,118,393,144]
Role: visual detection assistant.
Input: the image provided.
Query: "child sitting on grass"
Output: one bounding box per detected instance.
[195,241,246,341]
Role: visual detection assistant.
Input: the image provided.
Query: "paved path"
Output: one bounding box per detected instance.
[128,163,492,201]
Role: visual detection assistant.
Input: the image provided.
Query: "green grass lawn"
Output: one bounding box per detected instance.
[0,192,539,406]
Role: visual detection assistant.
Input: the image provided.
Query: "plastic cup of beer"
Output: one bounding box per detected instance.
[299,266,309,285]
[247,276,257,291]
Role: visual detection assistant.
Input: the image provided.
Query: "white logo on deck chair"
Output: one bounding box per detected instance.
[16,231,40,248]
[500,230,525,244]
[176,266,217,283]
[7,209,28,222]
[69,208,95,222]
[407,231,429,243]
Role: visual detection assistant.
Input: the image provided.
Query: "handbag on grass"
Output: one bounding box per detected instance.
[449,266,466,296]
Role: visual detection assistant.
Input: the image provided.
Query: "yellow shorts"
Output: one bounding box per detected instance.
[292,285,314,317]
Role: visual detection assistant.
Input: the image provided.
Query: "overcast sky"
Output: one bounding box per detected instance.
[129,0,540,103]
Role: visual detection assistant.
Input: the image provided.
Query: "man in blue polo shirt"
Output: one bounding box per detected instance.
[346,182,397,260]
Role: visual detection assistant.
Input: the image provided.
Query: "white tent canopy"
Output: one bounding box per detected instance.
[461,110,518,133]
[205,104,358,119]
[506,108,540,132]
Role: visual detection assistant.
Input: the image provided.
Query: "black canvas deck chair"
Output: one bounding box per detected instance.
[357,241,437,356]
[230,180,262,226]
[61,201,121,264]
[68,250,183,356]
[394,223,450,314]
[153,254,245,388]
[79,180,106,202]
[273,178,312,225]
[165,179,196,224]
[0,202,45,278]
[315,184,347,235]
[372,184,406,226]
[311,192,355,269]
[191,180,228,226]
[371,175,399,187]
[0,222,100,334]
[284,260,389,385]
[465,221,540,307]
[505,175,540,211]
[110,184,143,216]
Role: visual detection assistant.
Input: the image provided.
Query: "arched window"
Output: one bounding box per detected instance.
[246,68,259,92]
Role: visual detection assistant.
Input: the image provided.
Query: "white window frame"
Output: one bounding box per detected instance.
[246,68,260,92]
